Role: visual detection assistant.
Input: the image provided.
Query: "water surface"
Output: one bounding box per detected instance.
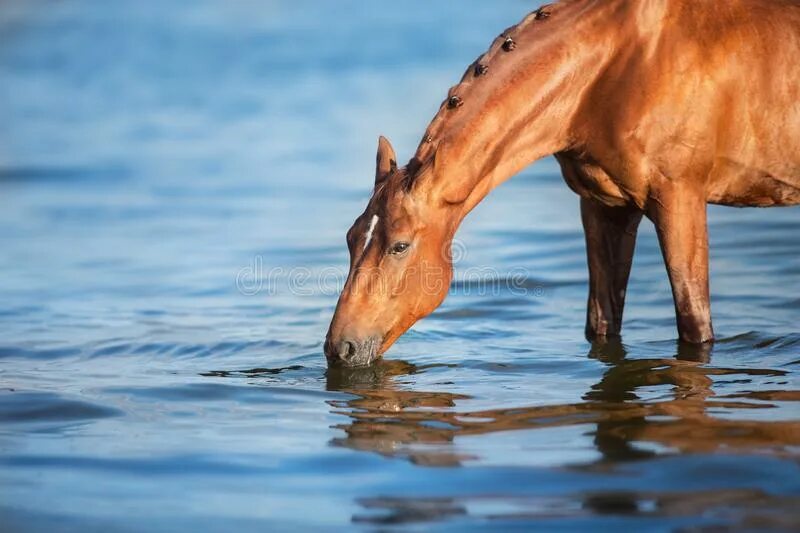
[1,1,799,531]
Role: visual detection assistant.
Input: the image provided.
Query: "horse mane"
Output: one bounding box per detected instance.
[404,2,569,184]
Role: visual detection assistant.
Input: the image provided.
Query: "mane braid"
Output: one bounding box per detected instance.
[406,3,561,184]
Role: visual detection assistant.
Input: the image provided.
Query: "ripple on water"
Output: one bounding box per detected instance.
[104,381,334,404]
[353,486,800,529]
[0,345,83,360]
[0,391,123,425]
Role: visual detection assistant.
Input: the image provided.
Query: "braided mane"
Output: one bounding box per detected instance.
[407,3,563,177]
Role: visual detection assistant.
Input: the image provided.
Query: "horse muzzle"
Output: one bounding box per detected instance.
[324,336,380,367]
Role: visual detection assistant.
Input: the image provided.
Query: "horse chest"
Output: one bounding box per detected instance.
[555,153,647,209]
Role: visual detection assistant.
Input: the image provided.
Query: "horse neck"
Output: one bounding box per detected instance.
[411,1,625,222]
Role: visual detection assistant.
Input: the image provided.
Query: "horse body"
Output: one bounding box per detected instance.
[566,0,800,209]
[325,0,800,366]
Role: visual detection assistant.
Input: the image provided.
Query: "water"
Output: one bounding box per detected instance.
[1,1,799,530]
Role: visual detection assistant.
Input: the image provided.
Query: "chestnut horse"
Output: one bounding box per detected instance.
[325,0,800,366]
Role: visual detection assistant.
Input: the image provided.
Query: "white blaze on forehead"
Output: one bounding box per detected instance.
[363,215,379,252]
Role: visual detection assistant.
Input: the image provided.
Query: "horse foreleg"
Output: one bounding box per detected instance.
[581,198,643,340]
[647,185,714,344]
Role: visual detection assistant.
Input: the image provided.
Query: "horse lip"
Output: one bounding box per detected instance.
[335,355,373,368]
[328,354,375,368]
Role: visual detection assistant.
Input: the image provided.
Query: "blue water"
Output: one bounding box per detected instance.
[1,1,799,531]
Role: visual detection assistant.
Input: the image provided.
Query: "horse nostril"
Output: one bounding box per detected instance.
[338,341,357,362]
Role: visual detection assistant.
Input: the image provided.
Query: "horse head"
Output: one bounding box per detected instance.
[324,137,455,366]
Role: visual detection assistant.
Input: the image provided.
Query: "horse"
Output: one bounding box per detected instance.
[325,0,800,366]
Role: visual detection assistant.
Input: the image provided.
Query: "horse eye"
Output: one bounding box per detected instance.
[388,241,411,255]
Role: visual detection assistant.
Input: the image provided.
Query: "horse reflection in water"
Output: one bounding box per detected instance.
[326,359,472,467]
[325,343,800,524]
[326,343,798,466]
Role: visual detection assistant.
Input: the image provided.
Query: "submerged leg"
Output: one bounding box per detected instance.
[647,184,714,344]
[581,198,643,340]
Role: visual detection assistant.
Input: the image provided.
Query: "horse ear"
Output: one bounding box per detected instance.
[375,136,397,186]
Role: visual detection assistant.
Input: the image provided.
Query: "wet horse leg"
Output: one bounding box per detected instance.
[581,198,643,339]
[647,184,714,344]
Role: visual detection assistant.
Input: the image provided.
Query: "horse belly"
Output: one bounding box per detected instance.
[707,161,800,207]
